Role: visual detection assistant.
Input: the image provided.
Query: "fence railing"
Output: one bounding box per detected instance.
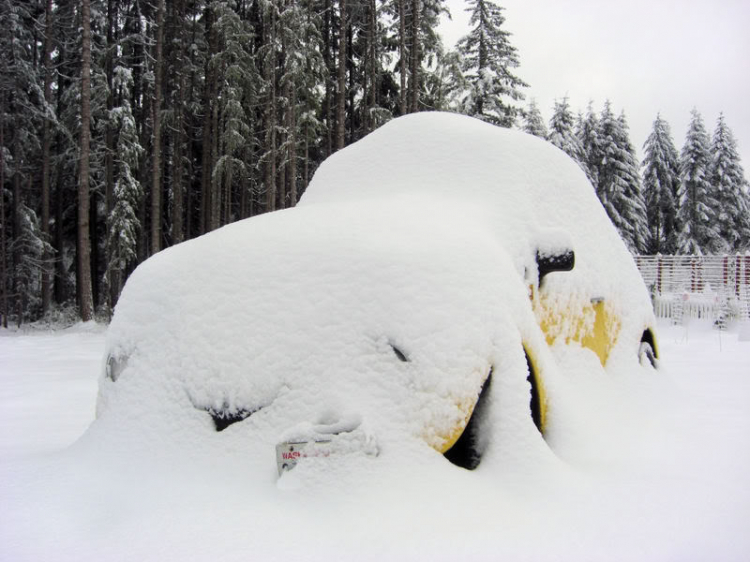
[634,254,750,325]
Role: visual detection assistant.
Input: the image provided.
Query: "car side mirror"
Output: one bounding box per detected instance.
[537,249,575,286]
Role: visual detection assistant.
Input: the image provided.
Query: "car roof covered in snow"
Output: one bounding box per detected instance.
[302,112,650,316]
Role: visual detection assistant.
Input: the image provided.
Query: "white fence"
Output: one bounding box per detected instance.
[634,255,750,325]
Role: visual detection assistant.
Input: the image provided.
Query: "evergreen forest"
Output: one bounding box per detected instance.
[1,0,748,326]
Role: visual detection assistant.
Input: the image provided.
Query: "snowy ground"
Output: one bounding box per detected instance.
[1,318,749,561]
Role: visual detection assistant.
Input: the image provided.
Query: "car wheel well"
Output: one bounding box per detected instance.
[640,329,657,358]
[639,329,659,368]
[443,369,492,471]
[525,350,544,435]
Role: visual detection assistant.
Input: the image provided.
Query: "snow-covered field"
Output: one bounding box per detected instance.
[1,114,748,560]
[1,318,748,561]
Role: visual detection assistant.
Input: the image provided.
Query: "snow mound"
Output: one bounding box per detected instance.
[304,112,653,344]
[88,112,654,479]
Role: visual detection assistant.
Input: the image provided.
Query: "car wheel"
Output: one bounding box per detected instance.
[638,340,657,368]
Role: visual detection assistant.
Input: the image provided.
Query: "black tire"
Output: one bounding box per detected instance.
[638,340,657,368]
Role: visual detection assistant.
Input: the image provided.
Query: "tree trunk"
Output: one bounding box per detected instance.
[134,1,148,264]
[173,78,185,243]
[105,0,116,309]
[78,0,95,321]
[240,145,249,219]
[41,0,54,314]
[265,7,277,212]
[323,0,332,157]
[398,0,406,115]
[89,183,99,310]
[347,22,354,142]
[150,0,165,254]
[200,6,217,233]
[363,0,377,134]
[172,0,185,244]
[210,96,220,228]
[54,61,66,305]
[281,65,292,210]
[336,0,346,150]
[0,105,6,328]
[12,121,21,326]
[289,87,297,207]
[409,0,420,113]
[304,119,309,191]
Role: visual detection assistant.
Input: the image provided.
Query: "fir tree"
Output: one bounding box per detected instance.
[522,99,547,139]
[615,112,648,253]
[414,0,451,112]
[210,1,256,225]
[9,205,53,325]
[284,0,326,201]
[575,102,600,187]
[105,66,142,305]
[676,109,718,255]
[595,101,647,253]
[453,0,527,127]
[548,97,586,171]
[641,114,680,254]
[709,114,750,252]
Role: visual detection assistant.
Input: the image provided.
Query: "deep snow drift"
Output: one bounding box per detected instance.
[1,113,747,561]
[92,112,656,470]
[1,320,748,561]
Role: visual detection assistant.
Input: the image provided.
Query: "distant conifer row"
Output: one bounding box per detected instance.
[523,100,750,256]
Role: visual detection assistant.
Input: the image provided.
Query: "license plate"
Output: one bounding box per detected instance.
[276,440,333,475]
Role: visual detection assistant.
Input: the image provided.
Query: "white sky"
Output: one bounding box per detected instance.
[440,0,750,177]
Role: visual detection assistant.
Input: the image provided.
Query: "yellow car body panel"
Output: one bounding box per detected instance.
[532,287,622,368]
[437,402,475,454]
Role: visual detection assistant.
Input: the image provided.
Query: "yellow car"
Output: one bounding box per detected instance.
[96,112,659,473]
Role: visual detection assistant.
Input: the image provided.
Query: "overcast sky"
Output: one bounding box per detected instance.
[440,0,750,177]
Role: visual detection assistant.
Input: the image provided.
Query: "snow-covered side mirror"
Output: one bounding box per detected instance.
[536,249,575,286]
[534,228,575,286]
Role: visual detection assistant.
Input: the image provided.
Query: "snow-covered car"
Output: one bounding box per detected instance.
[92,112,658,472]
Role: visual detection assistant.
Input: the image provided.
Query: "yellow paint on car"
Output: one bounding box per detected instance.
[438,286,623,454]
[437,400,475,454]
[533,288,621,367]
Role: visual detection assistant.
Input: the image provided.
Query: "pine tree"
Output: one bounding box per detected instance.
[453,0,527,127]
[522,99,547,139]
[615,111,648,253]
[0,0,48,323]
[709,114,750,252]
[295,0,327,193]
[1,109,6,327]
[278,0,326,206]
[676,109,718,255]
[9,204,54,325]
[413,0,450,112]
[210,1,255,223]
[595,101,647,253]
[548,97,586,171]
[105,66,142,305]
[641,114,680,254]
[575,102,600,187]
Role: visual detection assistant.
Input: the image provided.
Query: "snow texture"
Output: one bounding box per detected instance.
[92,113,654,458]
[2,320,749,561]
[1,113,721,562]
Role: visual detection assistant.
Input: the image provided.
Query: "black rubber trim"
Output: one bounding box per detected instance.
[444,369,492,470]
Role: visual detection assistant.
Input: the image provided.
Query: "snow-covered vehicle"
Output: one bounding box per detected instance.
[94,112,658,472]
